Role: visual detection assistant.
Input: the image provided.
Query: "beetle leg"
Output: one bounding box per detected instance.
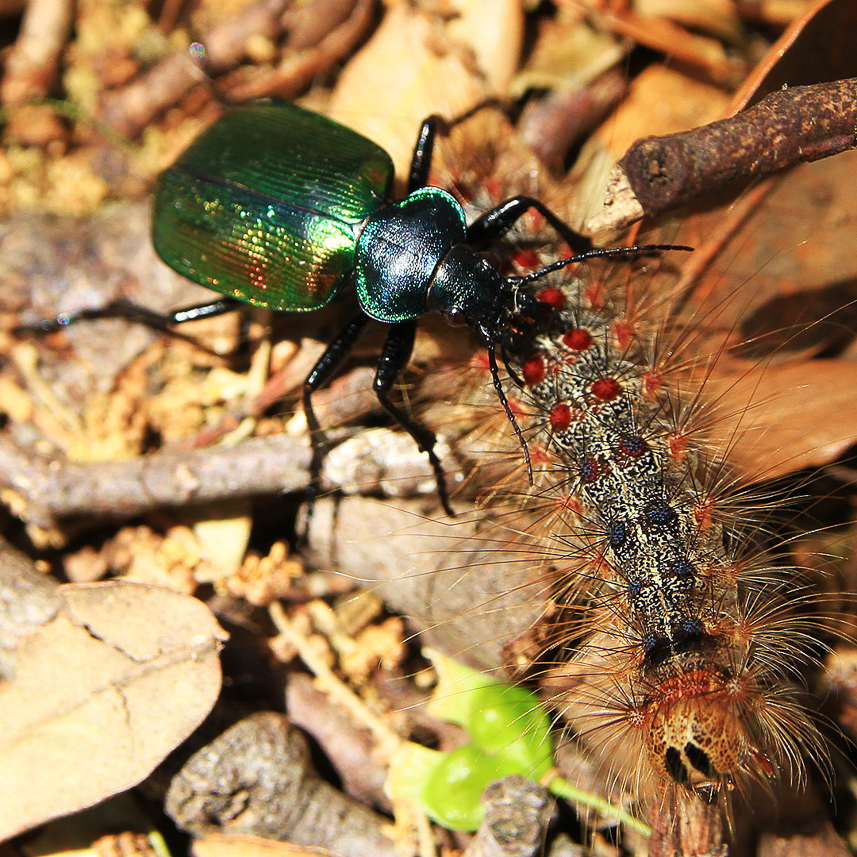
[500,345,525,389]
[169,299,243,324]
[466,195,594,256]
[374,321,455,517]
[17,297,242,335]
[407,117,439,192]
[407,99,506,193]
[303,314,371,511]
[480,330,533,486]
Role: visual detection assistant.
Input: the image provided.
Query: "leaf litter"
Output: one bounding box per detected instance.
[1,1,856,856]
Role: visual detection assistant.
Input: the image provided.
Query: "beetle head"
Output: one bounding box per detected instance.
[427,246,508,332]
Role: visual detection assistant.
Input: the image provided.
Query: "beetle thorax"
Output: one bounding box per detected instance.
[354,187,467,324]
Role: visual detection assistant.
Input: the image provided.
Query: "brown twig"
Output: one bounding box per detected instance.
[99,0,292,137]
[591,78,857,234]
[165,712,398,857]
[0,0,74,105]
[99,0,375,138]
[223,0,376,103]
[520,69,627,174]
[285,673,391,813]
[0,434,311,529]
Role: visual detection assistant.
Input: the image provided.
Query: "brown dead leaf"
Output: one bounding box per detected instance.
[0,580,227,840]
[635,0,743,44]
[326,0,523,177]
[193,833,340,857]
[674,150,857,329]
[593,65,730,159]
[633,143,857,488]
[591,2,741,84]
[732,0,857,109]
[701,359,857,482]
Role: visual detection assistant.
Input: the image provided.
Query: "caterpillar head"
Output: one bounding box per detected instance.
[642,669,751,802]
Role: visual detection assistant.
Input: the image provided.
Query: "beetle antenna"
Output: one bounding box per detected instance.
[507,243,693,287]
[482,328,533,484]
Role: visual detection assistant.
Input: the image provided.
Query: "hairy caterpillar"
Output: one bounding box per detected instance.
[486,163,856,825]
[312,138,857,850]
[7,2,857,855]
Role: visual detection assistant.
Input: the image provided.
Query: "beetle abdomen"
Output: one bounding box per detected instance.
[153,103,395,311]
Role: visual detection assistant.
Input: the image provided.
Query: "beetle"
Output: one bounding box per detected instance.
[40,102,687,515]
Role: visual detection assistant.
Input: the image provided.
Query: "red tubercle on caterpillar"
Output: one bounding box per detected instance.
[562,328,593,352]
[668,431,688,461]
[562,494,584,516]
[513,246,542,269]
[643,371,665,398]
[614,319,635,350]
[550,402,573,432]
[526,208,546,232]
[536,286,566,310]
[522,354,546,386]
[588,549,617,582]
[584,279,605,311]
[529,443,552,466]
[482,175,503,203]
[469,352,492,373]
[591,376,622,402]
[719,563,742,588]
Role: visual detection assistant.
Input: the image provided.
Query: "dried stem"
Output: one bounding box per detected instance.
[592,78,857,233]
[0,434,311,529]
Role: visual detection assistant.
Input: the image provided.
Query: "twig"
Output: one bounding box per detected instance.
[269,601,401,758]
[164,711,399,857]
[269,602,437,857]
[0,0,74,105]
[224,0,376,103]
[99,0,291,137]
[0,434,311,529]
[591,78,857,233]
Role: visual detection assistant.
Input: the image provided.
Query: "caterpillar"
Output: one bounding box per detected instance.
[312,135,857,851]
[468,261,821,802]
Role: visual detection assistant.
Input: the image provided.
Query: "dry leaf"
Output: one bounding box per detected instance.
[0,580,227,840]
[193,833,340,857]
[593,65,730,158]
[327,0,523,176]
[732,0,857,109]
[702,359,857,481]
